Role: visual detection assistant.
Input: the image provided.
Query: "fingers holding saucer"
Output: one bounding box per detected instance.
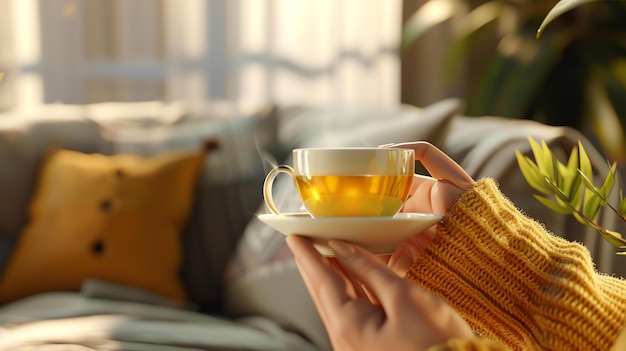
[286,236,363,309]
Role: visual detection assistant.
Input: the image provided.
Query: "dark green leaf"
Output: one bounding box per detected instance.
[469,34,564,118]
[586,71,626,162]
[440,1,503,80]
[598,62,626,161]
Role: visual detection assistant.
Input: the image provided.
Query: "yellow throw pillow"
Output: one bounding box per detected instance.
[0,149,205,304]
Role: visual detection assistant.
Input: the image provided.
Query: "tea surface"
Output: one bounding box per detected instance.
[294,175,412,217]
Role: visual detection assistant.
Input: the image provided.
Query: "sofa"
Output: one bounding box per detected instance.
[0,99,623,350]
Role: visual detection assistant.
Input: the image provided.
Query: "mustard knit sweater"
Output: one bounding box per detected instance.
[406,178,626,351]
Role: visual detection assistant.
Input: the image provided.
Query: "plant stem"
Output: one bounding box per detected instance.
[557,188,626,247]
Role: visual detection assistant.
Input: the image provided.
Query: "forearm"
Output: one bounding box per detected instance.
[407,178,626,351]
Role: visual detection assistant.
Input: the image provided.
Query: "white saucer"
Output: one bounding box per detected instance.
[258,212,444,256]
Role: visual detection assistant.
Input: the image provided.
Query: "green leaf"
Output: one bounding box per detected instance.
[559,147,584,206]
[469,34,565,118]
[549,184,570,206]
[516,151,552,194]
[556,194,574,210]
[568,172,584,207]
[541,140,557,178]
[572,211,588,226]
[534,194,573,215]
[599,229,626,248]
[545,177,574,206]
[599,163,617,199]
[505,39,561,118]
[537,0,603,38]
[467,55,513,116]
[583,191,603,221]
[580,162,618,213]
[527,137,554,179]
[579,169,605,202]
[565,145,579,176]
[402,0,462,51]
[578,141,593,182]
[619,197,626,215]
[556,158,567,189]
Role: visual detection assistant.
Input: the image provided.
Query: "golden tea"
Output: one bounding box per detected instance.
[263,147,415,217]
[294,174,413,217]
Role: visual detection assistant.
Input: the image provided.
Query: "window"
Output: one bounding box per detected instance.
[0,0,401,112]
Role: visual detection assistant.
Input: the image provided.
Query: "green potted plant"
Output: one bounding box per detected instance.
[403,0,626,162]
[408,0,626,252]
[509,0,626,253]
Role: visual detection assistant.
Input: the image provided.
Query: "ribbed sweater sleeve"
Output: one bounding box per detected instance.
[408,178,626,351]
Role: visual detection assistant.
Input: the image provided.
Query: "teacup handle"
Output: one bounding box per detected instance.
[263,165,296,216]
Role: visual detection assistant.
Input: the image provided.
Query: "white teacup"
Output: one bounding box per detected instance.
[263,147,415,218]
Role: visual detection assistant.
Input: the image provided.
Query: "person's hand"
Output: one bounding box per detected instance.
[381,141,475,276]
[286,235,474,351]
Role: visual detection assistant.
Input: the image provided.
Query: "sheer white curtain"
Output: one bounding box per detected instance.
[0,0,402,112]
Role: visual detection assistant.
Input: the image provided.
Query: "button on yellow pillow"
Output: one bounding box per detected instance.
[0,149,205,304]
